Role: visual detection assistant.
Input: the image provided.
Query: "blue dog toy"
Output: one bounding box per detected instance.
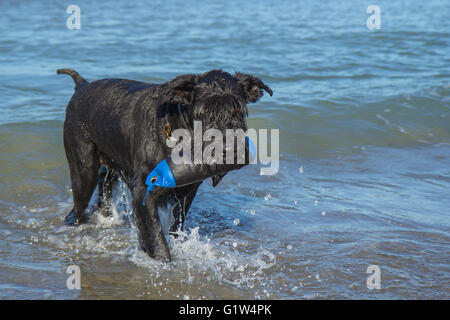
[142,137,256,205]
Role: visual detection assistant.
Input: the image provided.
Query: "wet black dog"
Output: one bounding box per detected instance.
[58,68,272,262]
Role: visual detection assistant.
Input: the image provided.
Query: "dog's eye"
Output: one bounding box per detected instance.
[150,177,157,183]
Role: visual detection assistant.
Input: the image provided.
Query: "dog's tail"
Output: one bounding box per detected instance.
[57,68,88,90]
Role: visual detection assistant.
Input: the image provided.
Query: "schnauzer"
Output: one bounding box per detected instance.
[58,68,272,262]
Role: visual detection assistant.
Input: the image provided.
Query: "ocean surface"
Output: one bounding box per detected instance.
[0,0,449,299]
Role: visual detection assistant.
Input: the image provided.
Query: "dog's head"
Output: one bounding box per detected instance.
[153,70,272,239]
[163,69,272,133]
[159,69,272,171]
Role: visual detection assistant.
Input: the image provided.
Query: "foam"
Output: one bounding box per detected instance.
[40,179,277,296]
[128,226,277,290]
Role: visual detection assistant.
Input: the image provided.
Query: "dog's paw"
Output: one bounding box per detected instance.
[64,209,88,226]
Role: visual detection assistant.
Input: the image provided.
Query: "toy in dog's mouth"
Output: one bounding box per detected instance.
[142,137,256,205]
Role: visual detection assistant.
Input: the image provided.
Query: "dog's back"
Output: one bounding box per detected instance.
[58,69,161,167]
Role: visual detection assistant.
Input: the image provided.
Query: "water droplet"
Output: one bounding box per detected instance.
[250,209,256,215]
[264,194,272,201]
[232,242,237,248]
[314,200,318,206]
[321,211,326,216]
[287,244,293,250]
[299,166,304,174]
[233,218,240,225]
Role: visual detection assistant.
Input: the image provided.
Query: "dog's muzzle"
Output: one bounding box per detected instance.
[142,137,256,205]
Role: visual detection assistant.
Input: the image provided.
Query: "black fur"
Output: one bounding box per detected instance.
[58,68,272,262]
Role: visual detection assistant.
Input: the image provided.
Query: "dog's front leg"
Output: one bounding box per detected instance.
[130,182,171,262]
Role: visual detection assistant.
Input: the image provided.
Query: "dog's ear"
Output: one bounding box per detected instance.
[235,72,273,103]
[165,74,198,105]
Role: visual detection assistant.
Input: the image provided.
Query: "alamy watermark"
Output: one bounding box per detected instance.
[366,265,381,289]
[66,265,81,289]
[66,5,81,30]
[168,122,279,176]
[366,5,381,30]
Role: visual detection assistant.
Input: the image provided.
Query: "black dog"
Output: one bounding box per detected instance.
[58,68,272,262]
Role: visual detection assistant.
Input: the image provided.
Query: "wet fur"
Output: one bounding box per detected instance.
[58,68,272,262]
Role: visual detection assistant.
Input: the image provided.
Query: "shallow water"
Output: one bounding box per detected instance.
[0,0,449,299]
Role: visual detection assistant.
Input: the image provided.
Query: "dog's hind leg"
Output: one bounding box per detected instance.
[97,166,119,217]
[64,135,100,226]
[97,166,108,207]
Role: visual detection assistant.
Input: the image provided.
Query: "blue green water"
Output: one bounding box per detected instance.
[0,0,449,299]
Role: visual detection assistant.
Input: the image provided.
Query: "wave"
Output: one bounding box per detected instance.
[249,84,450,158]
